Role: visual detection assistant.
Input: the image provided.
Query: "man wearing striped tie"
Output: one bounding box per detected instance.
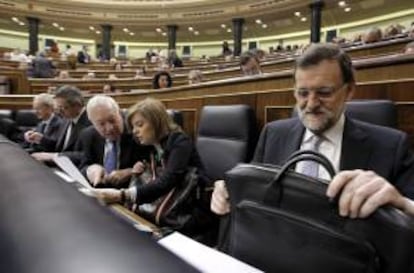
[211,43,414,219]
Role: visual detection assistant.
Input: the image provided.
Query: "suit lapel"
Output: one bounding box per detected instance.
[340,118,372,171]
[277,119,304,163]
[56,120,70,151]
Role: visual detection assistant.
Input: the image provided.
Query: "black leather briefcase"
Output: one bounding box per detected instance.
[225,150,414,273]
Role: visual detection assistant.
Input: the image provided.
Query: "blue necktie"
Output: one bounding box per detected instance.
[301,135,324,178]
[104,141,117,174]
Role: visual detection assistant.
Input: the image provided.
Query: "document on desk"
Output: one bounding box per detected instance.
[158,232,263,273]
[53,155,92,189]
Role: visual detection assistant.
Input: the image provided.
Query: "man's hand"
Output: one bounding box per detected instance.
[24,130,43,144]
[103,168,133,185]
[87,188,122,204]
[31,152,57,162]
[132,161,146,175]
[327,170,407,218]
[86,164,106,187]
[211,180,230,215]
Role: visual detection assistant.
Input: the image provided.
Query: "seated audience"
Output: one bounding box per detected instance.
[384,24,403,38]
[77,95,151,187]
[56,70,70,80]
[240,51,262,76]
[211,43,414,220]
[31,85,91,164]
[133,67,146,79]
[88,98,215,242]
[188,70,203,85]
[102,84,115,93]
[404,41,414,54]
[362,27,383,43]
[83,71,96,80]
[408,25,414,39]
[108,74,118,80]
[23,93,64,152]
[77,45,90,64]
[152,71,172,89]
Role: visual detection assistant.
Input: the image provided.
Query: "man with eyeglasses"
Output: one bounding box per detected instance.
[211,43,414,220]
[31,85,91,165]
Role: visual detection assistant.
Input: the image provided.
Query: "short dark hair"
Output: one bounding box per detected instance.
[54,85,84,106]
[294,43,355,84]
[152,71,172,89]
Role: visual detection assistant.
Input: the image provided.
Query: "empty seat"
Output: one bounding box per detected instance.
[196,105,257,181]
[14,109,40,132]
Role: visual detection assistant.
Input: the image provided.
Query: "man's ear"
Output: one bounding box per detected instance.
[345,82,356,101]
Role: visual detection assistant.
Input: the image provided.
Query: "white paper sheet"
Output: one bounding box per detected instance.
[159,232,263,273]
[53,155,92,189]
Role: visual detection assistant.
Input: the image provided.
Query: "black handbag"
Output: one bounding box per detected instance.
[225,150,414,273]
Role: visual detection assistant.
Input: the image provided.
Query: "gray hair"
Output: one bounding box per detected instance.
[86,95,120,117]
[34,93,54,108]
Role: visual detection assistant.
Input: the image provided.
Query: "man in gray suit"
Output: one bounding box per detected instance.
[32,51,55,78]
[211,43,414,218]
[23,93,63,152]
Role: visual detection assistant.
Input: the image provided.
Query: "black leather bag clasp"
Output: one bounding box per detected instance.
[225,150,414,273]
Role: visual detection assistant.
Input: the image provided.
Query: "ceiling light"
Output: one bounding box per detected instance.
[227,28,232,33]
[19,22,25,26]
[130,32,134,36]
[262,24,268,28]
[162,32,167,36]
[96,30,101,34]
[156,28,162,33]
[344,7,351,12]
[338,1,346,7]
[188,26,194,31]
[52,22,59,27]
[301,17,307,22]
[194,31,199,35]
[123,28,129,32]
[221,24,226,28]
[255,19,262,24]
[12,17,19,22]
[59,27,64,31]
[294,11,301,17]
[89,26,95,31]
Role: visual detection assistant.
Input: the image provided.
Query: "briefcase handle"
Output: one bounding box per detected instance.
[264,151,336,207]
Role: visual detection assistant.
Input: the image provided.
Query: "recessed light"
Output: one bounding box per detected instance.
[89,26,95,31]
[19,22,25,26]
[123,28,129,32]
[194,31,199,35]
[130,32,134,36]
[221,24,226,28]
[12,17,19,22]
[294,11,301,17]
[59,27,64,31]
[255,19,262,24]
[156,28,162,33]
[52,22,59,27]
[344,7,351,12]
[227,28,232,33]
[188,26,194,31]
[301,17,307,22]
[96,30,101,34]
[338,1,346,7]
[262,24,268,28]
[162,32,167,36]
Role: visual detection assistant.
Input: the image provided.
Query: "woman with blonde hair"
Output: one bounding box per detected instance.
[90,98,215,243]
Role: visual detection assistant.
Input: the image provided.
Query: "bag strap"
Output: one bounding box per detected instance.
[264,153,336,207]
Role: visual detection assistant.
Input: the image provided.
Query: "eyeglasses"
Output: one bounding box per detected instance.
[294,83,347,100]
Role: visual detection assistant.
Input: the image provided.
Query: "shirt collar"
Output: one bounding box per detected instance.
[303,113,345,144]
[71,108,85,124]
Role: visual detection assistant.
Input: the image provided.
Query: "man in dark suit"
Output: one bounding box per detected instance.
[78,95,151,187]
[32,51,55,78]
[211,43,414,218]
[31,85,91,164]
[23,93,63,152]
